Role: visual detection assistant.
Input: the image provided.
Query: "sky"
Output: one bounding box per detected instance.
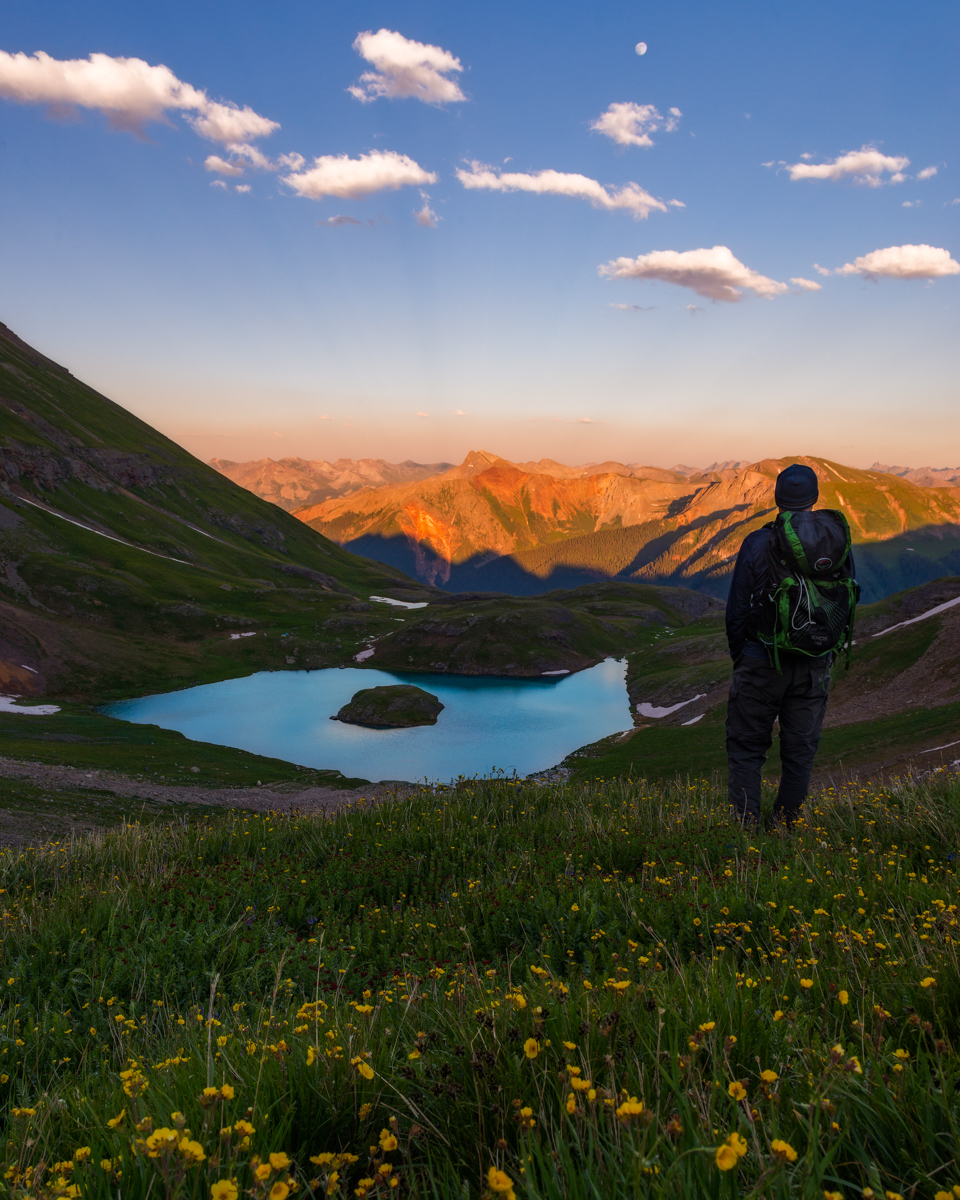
[1,0,958,470]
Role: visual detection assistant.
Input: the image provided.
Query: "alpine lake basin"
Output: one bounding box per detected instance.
[104,658,632,784]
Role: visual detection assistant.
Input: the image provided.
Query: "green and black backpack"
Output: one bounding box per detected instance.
[756,509,860,671]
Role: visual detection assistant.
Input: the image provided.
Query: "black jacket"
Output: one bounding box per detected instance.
[725,525,856,661]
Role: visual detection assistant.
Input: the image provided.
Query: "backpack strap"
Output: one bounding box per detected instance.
[778,511,814,575]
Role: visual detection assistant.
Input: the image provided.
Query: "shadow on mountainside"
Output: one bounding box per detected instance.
[342,523,960,605]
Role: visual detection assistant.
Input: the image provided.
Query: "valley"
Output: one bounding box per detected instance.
[0,320,958,833]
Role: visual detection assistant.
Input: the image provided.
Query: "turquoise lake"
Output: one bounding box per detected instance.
[105,658,631,783]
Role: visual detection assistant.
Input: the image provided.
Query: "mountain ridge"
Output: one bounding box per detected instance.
[293,450,960,601]
[209,456,454,512]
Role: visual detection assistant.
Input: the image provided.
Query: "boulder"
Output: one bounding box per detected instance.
[333,684,444,729]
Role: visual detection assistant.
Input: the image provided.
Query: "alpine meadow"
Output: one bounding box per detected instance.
[1,1,959,1198]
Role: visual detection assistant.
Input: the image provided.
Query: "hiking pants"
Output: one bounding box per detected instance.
[725,655,830,825]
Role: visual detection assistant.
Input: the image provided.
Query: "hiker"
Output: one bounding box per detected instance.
[725,463,859,829]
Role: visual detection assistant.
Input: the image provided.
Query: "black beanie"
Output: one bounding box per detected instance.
[774,463,819,510]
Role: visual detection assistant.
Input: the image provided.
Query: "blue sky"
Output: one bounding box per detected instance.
[1,0,957,468]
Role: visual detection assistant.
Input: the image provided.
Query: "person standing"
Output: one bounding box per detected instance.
[724,463,856,828]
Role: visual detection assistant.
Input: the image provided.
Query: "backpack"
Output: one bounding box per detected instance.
[755,509,860,672]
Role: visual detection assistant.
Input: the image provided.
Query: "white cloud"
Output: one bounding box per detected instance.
[813,263,832,276]
[785,145,909,186]
[667,198,685,207]
[319,214,364,227]
[210,179,227,189]
[235,184,251,193]
[414,195,439,227]
[609,302,655,311]
[598,245,788,302]
[917,166,938,180]
[349,29,465,104]
[902,200,921,208]
[186,101,277,145]
[456,161,668,219]
[205,154,244,177]
[0,49,278,145]
[835,243,960,279]
[790,277,822,291]
[417,411,430,417]
[589,102,681,148]
[455,409,465,415]
[282,150,436,200]
[686,304,702,315]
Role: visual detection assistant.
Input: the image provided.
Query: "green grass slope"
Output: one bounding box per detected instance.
[1,772,959,1196]
[364,581,723,676]
[0,323,425,700]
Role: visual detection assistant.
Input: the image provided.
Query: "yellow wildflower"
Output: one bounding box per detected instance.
[921,977,936,988]
[269,1185,289,1200]
[211,1182,239,1200]
[179,1139,206,1165]
[523,1038,540,1059]
[487,1166,516,1199]
[728,1081,747,1101]
[145,1128,179,1158]
[800,978,814,989]
[760,1070,778,1084]
[269,1153,291,1171]
[838,990,849,1005]
[379,1130,398,1152]
[771,1138,797,1162]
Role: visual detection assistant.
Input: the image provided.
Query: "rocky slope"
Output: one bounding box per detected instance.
[209,456,453,511]
[296,451,960,602]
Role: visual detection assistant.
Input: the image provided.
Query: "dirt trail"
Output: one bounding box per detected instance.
[0,756,411,816]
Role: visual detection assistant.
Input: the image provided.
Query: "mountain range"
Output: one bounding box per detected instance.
[209,456,453,511]
[289,450,960,603]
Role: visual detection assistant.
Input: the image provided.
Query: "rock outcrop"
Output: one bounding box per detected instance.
[333,684,444,728]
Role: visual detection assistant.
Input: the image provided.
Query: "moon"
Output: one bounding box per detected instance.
[635,41,648,55]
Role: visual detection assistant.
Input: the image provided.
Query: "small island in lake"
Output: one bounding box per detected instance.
[332,684,444,729]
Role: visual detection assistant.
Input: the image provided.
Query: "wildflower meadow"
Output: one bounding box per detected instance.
[1,771,959,1199]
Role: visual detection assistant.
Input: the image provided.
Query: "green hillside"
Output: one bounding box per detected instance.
[0,323,423,701]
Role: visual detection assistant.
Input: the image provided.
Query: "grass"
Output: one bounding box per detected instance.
[0,707,367,789]
[0,777,233,848]
[1,770,959,1198]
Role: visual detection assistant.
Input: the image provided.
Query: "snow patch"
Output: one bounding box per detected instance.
[873,594,960,638]
[918,738,960,754]
[370,595,428,609]
[681,714,704,726]
[0,695,60,716]
[355,649,375,662]
[228,632,257,640]
[636,693,705,719]
[542,669,570,676]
